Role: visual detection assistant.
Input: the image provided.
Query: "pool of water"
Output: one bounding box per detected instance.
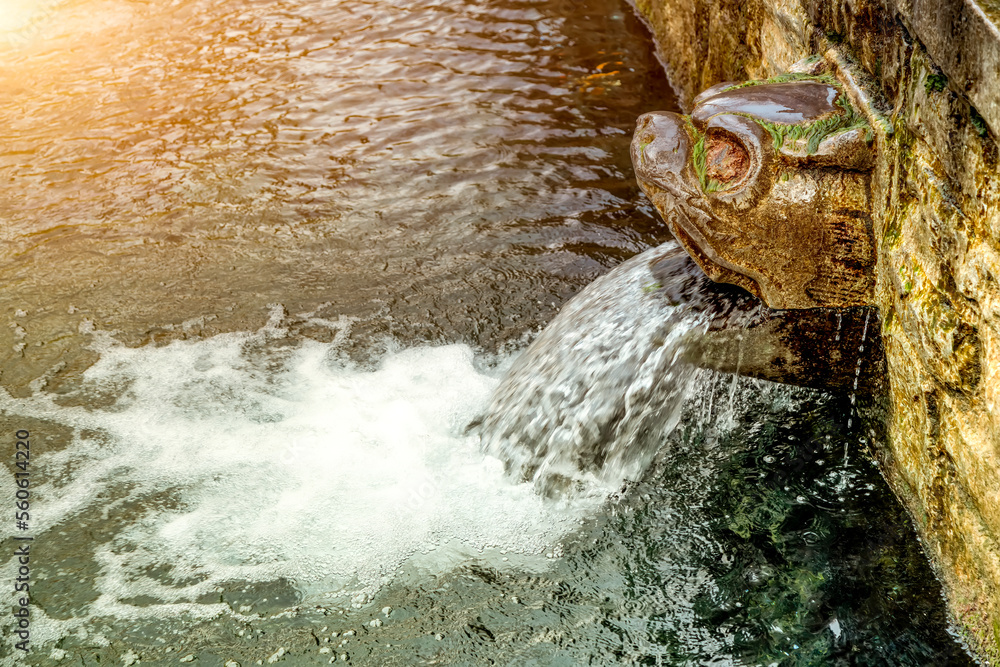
[0,0,975,664]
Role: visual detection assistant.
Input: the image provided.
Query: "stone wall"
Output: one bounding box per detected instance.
[630,0,1000,659]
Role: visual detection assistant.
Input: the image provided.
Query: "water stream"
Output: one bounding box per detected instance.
[0,0,976,664]
[477,243,708,497]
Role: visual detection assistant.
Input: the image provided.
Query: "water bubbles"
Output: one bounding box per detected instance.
[1,330,596,632]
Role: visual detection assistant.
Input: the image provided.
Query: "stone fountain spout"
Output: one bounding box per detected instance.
[632,56,886,392]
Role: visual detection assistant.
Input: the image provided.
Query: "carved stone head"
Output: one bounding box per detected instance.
[631,63,876,309]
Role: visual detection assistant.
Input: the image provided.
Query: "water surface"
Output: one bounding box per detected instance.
[0,0,672,391]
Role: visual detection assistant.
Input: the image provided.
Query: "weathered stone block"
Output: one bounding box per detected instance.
[631,66,877,309]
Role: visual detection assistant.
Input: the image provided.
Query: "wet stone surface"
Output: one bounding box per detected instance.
[632,65,877,310]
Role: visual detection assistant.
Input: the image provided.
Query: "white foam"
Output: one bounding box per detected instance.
[0,319,597,623]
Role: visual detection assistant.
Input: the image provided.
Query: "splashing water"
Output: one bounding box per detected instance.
[0,310,604,646]
[0,250,974,664]
[0,0,972,660]
[0,240,756,650]
[477,241,747,495]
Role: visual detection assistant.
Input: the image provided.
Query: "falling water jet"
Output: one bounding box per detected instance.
[474,241,716,498]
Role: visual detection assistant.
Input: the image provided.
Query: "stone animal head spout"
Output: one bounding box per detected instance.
[632,64,877,310]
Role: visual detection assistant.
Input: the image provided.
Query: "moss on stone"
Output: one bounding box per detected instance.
[690,122,709,189]
[719,71,838,92]
[717,77,873,155]
[749,110,870,155]
[689,128,726,193]
[925,72,948,94]
[971,107,989,138]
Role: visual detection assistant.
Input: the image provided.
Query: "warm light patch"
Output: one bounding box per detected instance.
[0,0,56,43]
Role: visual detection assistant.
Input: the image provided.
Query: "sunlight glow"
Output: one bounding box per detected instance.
[0,0,56,43]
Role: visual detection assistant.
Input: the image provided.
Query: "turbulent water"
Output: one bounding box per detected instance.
[0,0,976,664]
[0,312,602,645]
[478,242,707,495]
